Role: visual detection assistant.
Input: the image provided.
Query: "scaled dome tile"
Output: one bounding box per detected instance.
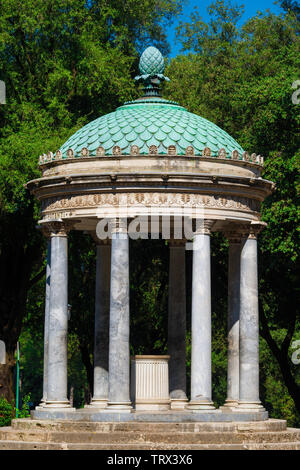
[125,131,138,142]
[140,129,153,141]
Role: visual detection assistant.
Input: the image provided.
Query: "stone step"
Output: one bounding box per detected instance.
[0,440,300,450]
[1,428,300,445]
[11,418,287,433]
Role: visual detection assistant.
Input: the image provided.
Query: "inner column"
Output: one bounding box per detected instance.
[222,231,241,409]
[89,239,111,408]
[107,218,132,411]
[168,238,188,409]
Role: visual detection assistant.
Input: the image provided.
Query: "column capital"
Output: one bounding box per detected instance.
[223,229,244,244]
[241,221,267,240]
[110,217,128,235]
[194,219,215,236]
[41,220,72,238]
[248,221,267,239]
[224,221,267,242]
[169,238,186,248]
[89,232,112,246]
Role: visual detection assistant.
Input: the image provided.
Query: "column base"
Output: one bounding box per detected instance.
[220,399,239,411]
[106,402,132,413]
[35,399,46,410]
[187,399,215,410]
[42,400,75,410]
[236,401,265,412]
[170,398,189,410]
[85,399,108,409]
[135,400,170,411]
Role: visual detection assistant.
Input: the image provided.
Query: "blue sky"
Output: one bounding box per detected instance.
[166,0,284,57]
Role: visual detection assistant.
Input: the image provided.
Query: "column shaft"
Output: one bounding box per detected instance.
[168,242,187,409]
[45,226,71,408]
[188,222,215,409]
[90,242,111,407]
[238,233,264,410]
[224,241,241,407]
[107,221,131,410]
[41,239,51,405]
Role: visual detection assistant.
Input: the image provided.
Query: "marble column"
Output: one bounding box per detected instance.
[168,239,188,409]
[89,240,111,408]
[44,221,72,408]
[107,219,132,411]
[188,220,215,410]
[237,223,265,411]
[223,233,241,408]
[39,237,51,406]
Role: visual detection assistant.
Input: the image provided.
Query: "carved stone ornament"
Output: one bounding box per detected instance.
[194,219,215,235]
[218,148,226,159]
[149,145,158,155]
[81,147,89,157]
[202,147,211,157]
[185,146,194,156]
[130,145,140,156]
[169,238,186,247]
[42,221,72,237]
[232,150,239,160]
[248,222,266,239]
[168,145,176,156]
[112,145,122,156]
[243,151,250,161]
[96,146,105,156]
[55,150,62,159]
[41,193,261,217]
[67,148,74,158]
[223,229,245,244]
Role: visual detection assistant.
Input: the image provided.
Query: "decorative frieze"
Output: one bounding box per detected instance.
[38,145,264,166]
[41,192,261,216]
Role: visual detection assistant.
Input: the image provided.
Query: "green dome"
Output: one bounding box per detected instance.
[60,97,244,158]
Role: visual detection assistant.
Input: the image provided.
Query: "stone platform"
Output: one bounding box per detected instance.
[0,418,300,450]
[31,408,269,423]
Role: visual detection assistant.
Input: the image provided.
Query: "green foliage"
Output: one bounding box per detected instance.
[17,393,31,419]
[260,333,300,427]
[166,1,300,421]
[1,0,299,425]
[0,397,13,427]
[0,0,185,398]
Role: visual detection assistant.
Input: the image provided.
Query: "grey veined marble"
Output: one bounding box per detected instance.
[40,240,51,405]
[107,230,132,410]
[168,243,188,406]
[45,234,71,408]
[188,231,215,410]
[238,236,264,411]
[224,242,241,407]
[90,243,111,408]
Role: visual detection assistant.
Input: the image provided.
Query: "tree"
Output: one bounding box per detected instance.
[165,1,300,420]
[0,0,184,400]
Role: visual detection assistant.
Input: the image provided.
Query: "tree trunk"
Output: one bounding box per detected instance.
[0,351,15,402]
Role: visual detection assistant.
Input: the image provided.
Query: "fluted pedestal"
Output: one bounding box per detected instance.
[131,356,170,410]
